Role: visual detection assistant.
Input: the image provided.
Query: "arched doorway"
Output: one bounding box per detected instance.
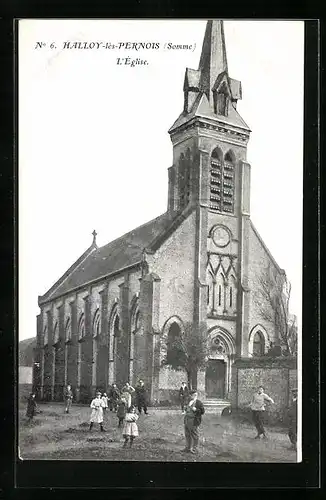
[205,328,235,400]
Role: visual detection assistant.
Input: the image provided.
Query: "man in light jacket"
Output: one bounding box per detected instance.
[249,386,274,439]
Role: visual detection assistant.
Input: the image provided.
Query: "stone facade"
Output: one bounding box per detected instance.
[34,21,293,410]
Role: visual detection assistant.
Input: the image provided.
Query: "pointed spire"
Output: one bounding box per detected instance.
[198,20,228,102]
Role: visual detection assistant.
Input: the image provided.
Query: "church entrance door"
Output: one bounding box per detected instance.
[205,359,226,398]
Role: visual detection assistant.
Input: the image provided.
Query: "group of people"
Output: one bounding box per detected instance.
[82,380,148,448]
[25,381,298,454]
[177,382,298,453]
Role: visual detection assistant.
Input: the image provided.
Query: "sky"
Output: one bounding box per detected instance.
[19,20,304,342]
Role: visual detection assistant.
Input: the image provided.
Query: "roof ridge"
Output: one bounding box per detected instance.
[146,205,195,253]
[97,211,171,252]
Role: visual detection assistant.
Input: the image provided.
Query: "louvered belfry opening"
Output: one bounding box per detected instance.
[210,148,235,213]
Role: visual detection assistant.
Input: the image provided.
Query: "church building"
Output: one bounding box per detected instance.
[35,20,285,406]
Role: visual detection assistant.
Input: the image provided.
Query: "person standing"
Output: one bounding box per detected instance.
[89,391,106,432]
[108,383,120,412]
[121,382,135,409]
[182,390,205,454]
[101,392,109,414]
[249,386,274,439]
[26,393,37,422]
[179,382,189,413]
[117,398,127,428]
[122,405,139,448]
[135,380,149,415]
[288,388,298,450]
[63,384,73,414]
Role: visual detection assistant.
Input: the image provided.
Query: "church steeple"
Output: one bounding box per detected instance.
[170,19,248,130]
[167,19,251,216]
[198,20,228,104]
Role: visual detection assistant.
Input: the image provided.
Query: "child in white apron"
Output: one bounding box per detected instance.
[122,405,139,448]
[89,391,106,432]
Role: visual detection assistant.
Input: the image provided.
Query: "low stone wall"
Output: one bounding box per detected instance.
[231,357,297,424]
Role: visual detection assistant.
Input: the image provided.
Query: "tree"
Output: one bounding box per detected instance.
[161,322,208,389]
[255,267,298,357]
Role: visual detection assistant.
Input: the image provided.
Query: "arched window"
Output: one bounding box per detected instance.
[216,92,229,116]
[166,322,185,363]
[178,149,192,210]
[213,83,229,116]
[43,326,48,346]
[113,315,120,338]
[65,318,72,343]
[53,322,59,345]
[92,309,101,338]
[214,272,225,314]
[210,148,235,214]
[223,152,235,213]
[78,314,85,341]
[252,331,265,357]
[225,274,237,315]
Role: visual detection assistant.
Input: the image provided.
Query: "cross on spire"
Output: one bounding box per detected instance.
[92,229,97,245]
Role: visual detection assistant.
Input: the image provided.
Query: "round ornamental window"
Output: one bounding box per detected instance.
[212,225,230,248]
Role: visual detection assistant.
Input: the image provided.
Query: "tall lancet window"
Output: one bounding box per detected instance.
[215,92,229,116]
[178,149,192,210]
[210,147,222,212]
[210,148,235,214]
[222,152,235,213]
[213,82,229,117]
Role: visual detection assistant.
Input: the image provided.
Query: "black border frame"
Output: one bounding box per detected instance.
[0,8,320,495]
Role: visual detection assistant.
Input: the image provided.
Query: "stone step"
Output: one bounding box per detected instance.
[204,399,231,415]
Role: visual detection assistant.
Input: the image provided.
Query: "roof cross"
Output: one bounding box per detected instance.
[92,229,97,245]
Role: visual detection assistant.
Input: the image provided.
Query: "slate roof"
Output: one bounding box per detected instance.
[40,211,175,303]
[169,91,250,133]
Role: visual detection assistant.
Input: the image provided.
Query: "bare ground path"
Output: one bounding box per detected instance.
[19,402,297,462]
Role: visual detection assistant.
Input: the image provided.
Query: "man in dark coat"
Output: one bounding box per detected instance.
[288,388,298,450]
[26,393,37,422]
[182,389,205,454]
[108,383,120,411]
[179,382,189,413]
[135,379,148,415]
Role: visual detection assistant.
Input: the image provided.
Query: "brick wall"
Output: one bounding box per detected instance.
[232,357,297,423]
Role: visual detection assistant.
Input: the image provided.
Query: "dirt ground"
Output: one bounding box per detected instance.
[19,402,297,462]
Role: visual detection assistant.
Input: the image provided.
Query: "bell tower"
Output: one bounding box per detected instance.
[167,20,252,359]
